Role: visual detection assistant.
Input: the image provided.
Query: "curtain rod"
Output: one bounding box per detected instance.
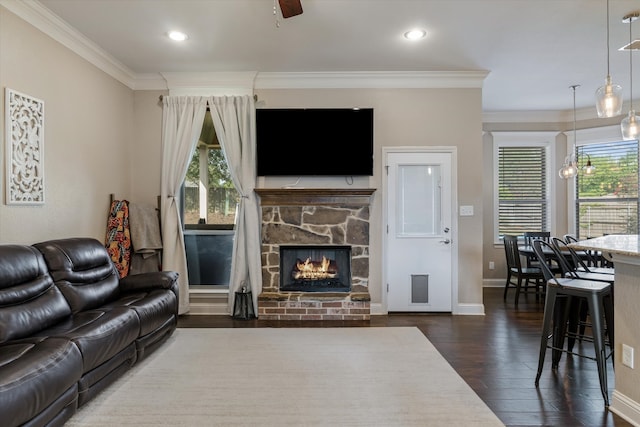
[158,95,258,102]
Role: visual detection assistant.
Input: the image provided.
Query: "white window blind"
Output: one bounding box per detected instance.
[498,146,548,237]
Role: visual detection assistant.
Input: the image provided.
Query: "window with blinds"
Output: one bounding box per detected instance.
[575,140,639,238]
[498,146,548,237]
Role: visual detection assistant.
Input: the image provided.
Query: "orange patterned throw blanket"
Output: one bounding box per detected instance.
[105,199,131,278]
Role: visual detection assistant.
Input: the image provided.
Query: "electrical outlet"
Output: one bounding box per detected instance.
[459,205,474,216]
[622,344,634,369]
[489,261,495,270]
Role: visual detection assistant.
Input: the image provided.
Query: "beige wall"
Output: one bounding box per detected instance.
[0,7,134,244]
[0,5,485,311]
[255,88,485,309]
[131,90,167,206]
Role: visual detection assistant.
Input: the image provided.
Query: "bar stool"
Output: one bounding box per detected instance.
[551,237,615,351]
[531,240,614,407]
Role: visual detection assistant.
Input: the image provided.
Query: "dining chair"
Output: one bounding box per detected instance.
[523,231,551,268]
[503,235,545,306]
[531,239,614,407]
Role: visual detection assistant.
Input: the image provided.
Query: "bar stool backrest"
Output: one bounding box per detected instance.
[563,234,579,244]
[551,237,589,272]
[532,239,570,284]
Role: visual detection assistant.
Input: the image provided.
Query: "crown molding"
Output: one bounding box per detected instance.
[565,125,624,145]
[254,71,488,89]
[1,0,149,89]
[491,131,560,144]
[130,73,167,90]
[483,110,564,124]
[483,104,607,124]
[161,72,257,96]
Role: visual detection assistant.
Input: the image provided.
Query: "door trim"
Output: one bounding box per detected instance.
[382,146,459,314]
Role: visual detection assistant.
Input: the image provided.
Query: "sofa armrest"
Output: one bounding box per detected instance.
[119,271,179,294]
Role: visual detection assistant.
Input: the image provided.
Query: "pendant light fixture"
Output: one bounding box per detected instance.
[596,0,624,118]
[583,155,596,175]
[560,85,580,179]
[621,12,640,140]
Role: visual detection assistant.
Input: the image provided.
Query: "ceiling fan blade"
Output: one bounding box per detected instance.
[278,0,303,18]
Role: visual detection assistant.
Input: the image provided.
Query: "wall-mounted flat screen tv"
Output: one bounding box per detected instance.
[256,108,374,176]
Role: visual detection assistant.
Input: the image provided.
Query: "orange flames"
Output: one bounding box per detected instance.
[293,256,337,280]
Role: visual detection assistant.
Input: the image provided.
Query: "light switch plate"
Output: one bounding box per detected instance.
[459,205,474,216]
[623,344,634,369]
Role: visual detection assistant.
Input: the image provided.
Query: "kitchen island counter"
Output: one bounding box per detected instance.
[570,234,640,424]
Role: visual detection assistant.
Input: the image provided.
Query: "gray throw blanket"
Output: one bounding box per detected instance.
[129,203,162,274]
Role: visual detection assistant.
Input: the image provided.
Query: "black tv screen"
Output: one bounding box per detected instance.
[256,108,374,176]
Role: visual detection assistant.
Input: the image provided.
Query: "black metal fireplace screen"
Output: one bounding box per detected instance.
[279,245,351,292]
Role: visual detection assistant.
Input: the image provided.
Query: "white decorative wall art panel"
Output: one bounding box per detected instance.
[5,88,45,205]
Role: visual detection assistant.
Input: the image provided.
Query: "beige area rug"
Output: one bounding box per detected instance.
[66,327,504,427]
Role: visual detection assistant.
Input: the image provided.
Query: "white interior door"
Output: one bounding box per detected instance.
[386,151,453,312]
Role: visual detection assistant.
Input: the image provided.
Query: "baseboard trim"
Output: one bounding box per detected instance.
[370,303,385,315]
[371,302,485,316]
[483,279,505,288]
[610,390,640,426]
[454,303,485,315]
[187,302,229,315]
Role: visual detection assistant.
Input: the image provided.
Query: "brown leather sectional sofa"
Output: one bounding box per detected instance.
[0,237,179,427]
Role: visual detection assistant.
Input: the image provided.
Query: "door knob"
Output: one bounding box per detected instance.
[440,239,451,244]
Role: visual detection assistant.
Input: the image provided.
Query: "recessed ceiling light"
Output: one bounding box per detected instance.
[168,31,188,41]
[403,29,427,41]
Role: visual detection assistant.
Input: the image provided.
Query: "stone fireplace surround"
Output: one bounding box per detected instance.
[256,188,375,320]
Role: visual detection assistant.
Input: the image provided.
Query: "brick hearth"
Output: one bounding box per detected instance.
[255,188,375,320]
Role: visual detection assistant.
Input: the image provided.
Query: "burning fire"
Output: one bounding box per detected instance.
[293,256,337,280]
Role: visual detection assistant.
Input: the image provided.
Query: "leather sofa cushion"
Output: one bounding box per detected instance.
[0,337,83,427]
[0,245,71,343]
[38,307,140,372]
[105,289,178,336]
[34,238,121,313]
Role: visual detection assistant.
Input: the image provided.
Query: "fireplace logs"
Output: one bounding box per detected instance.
[293,256,337,280]
[280,246,350,292]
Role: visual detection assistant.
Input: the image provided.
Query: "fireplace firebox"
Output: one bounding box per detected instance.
[280,245,351,292]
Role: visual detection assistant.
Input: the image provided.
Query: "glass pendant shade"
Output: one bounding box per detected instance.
[621,110,640,140]
[596,75,623,118]
[559,156,578,179]
[565,161,578,178]
[583,155,596,175]
[558,164,570,179]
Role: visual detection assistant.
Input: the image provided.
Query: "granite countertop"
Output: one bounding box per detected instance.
[569,234,640,257]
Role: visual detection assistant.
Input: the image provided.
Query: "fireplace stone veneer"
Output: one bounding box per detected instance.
[256,188,374,320]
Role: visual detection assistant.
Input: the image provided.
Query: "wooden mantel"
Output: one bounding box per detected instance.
[255,188,375,207]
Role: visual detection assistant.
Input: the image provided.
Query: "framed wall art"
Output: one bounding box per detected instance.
[5,88,45,205]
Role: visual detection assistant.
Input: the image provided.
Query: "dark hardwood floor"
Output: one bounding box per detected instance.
[177,287,632,427]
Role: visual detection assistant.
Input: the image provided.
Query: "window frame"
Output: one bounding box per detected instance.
[181,143,238,231]
[492,132,556,244]
[566,125,639,237]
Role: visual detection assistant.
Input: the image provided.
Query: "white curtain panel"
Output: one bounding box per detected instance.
[208,95,262,313]
[160,96,208,315]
